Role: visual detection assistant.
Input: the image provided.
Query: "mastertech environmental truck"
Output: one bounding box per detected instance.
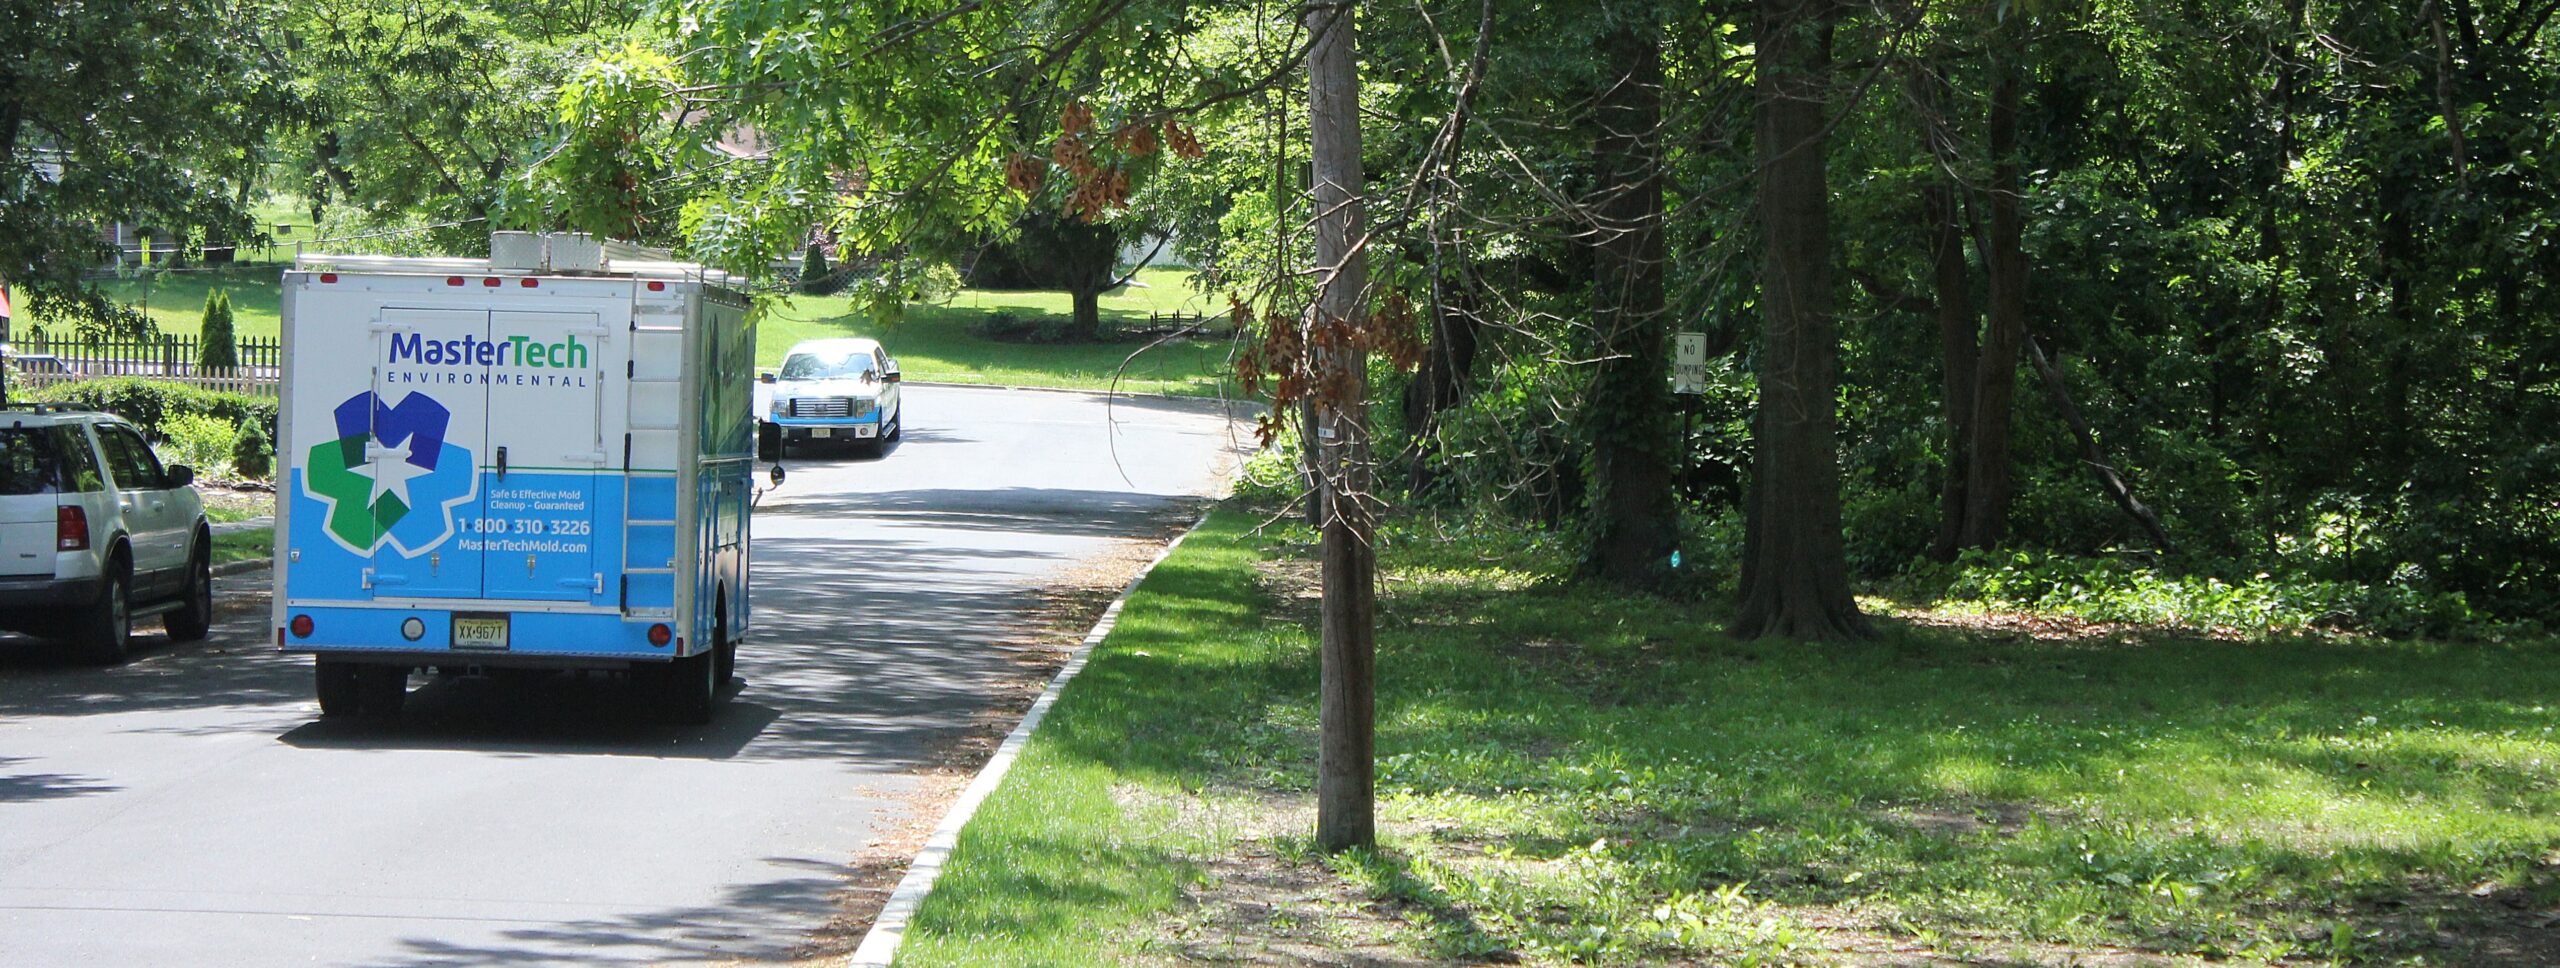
[274,232,766,723]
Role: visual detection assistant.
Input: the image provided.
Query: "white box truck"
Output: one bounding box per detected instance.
[273,232,764,723]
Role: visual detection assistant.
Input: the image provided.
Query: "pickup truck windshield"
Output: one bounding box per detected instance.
[778,352,877,381]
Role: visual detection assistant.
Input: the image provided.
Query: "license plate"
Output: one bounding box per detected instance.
[451,613,510,650]
[810,427,833,438]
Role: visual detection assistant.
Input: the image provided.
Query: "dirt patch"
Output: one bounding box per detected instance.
[1873,799,2078,840]
[199,482,275,521]
[1145,842,1452,967]
[1787,907,2216,966]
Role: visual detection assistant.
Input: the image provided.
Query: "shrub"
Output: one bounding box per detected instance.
[160,413,240,477]
[798,244,837,295]
[34,377,278,447]
[198,289,238,373]
[231,422,273,480]
[1929,549,2489,639]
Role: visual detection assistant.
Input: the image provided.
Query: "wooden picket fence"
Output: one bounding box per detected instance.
[6,326,280,398]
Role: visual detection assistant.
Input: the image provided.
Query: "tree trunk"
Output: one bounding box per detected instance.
[1956,50,2026,552]
[1306,0,1376,855]
[1401,276,1478,491]
[1926,181,1977,562]
[1733,0,1866,642]
[2024,334,2173,552]
[1582,11,1677,584]
[1070,285,1103,340]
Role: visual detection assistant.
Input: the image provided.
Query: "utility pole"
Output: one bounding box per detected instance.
[1305,0,1376,853]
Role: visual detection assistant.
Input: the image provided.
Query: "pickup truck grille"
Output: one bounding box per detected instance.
[786,397,874,418]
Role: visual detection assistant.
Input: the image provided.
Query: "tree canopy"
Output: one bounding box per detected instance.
[0,0,291,330]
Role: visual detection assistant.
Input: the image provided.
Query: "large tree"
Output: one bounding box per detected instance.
[1733,0,1866,641]
[289,0,641,252]
[0,0,288,331]
[1579,0,1679,584]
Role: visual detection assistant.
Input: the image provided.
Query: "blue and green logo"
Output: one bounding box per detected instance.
[303,391,477,555]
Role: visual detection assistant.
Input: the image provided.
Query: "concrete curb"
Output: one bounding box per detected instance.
[843,506,1219,967]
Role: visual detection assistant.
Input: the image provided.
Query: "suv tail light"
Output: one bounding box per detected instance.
[56,506,88,551]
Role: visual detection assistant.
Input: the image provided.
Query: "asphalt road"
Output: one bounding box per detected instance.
[0,385,1250,966]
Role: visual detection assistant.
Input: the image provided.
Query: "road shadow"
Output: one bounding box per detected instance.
[0,755,121,803]
[367,856,863,967]
[275,674,777,759]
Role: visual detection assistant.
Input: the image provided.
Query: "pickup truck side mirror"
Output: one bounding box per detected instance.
[883,364,901,384]
[758,372,777,385]
[757,421,783,463]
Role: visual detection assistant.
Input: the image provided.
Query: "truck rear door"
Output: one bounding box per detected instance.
[365,309,490,599]
[479,310,605,602]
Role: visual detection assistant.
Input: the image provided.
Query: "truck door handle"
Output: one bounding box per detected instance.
[496,446,507,478]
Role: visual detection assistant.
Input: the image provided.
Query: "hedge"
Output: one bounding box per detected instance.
[31,378,279,445]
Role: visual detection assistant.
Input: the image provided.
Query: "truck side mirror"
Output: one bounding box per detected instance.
[757,421,783,463]
[758,372,776,385]
[768,463,786,488]
[883,364,901,384]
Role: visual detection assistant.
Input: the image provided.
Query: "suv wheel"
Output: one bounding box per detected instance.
[76,560,131,664]
[165,543,213,642]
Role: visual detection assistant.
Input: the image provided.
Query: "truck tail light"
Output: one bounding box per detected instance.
[647,623,672,647]
[55,505,88,551]
[290,614,315,638]
[318,272,338,284]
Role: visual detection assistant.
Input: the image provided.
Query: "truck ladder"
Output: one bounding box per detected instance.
[619,299,687,618]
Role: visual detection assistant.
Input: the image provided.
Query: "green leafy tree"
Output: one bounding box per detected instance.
[288,0,647,252]
[0,0,290,333]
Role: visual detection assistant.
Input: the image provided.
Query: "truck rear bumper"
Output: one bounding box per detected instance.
[278,603,699,663]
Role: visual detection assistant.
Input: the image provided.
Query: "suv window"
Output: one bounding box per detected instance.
[96,425,166,491]
[0,426,90,495]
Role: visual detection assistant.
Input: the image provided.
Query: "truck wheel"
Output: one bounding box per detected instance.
[664,646,719,725]
[357,665,407,718]
[714,597,736,685]
[316,659,361,717]
[885,407,902,442]
[75,562,131,664]
[164,545,214,642]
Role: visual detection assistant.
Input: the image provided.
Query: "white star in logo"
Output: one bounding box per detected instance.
[355,438,434,509]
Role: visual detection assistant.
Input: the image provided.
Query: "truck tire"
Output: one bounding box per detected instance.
[316,659,361,717]
[75,560,132,664]
[357,665,407,718]
[713,595,735,685]
[662,649,714,725]
[164,544,214,642]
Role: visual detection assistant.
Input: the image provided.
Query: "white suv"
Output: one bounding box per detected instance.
[0,404,213,661]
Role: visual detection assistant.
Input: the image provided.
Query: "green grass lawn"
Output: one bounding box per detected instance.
[762,269,1238,396]
[212,527,271,567]
[28,265,288,339]
[898,508,2560,966]
[29,264,1237,397]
